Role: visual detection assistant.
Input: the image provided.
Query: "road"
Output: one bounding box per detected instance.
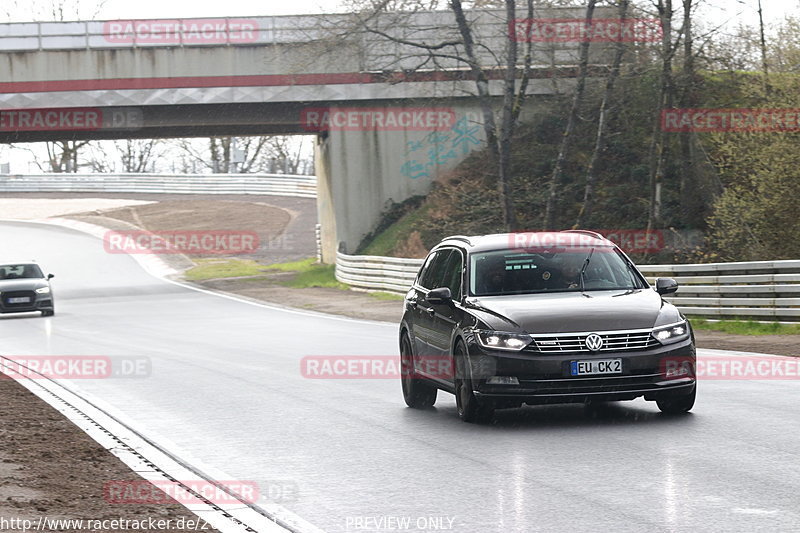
[0,221,798,533]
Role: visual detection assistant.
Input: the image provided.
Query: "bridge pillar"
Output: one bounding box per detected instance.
[316,103,485,263]
[315,135,339,263]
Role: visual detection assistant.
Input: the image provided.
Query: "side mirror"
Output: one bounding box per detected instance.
[426,287,452,305]
[47,273,54,279]
[655,277,678,295]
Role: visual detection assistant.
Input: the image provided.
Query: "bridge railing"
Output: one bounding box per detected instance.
[0,17,339,51]
[0,8,615,71]
[0,173,317,198]
[335,252,800,321]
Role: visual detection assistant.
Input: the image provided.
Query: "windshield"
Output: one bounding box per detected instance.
[0,264,44,280]
[470,248,643,296]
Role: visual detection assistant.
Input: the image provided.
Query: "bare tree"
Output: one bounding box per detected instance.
[573,0,629,229]
[542,0,597,230]
[1,0,107,22]
[2,0,109,171]
[340,0,539,230]
[646,0,678,231]
[47,141,89,172]
[755,0,770,95]
[175,136,312,174]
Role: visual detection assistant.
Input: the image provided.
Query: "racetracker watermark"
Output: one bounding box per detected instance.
[103,19,259,44]
[0,516,209,532]
[103,480,259,505]
[662,355,800,380]
[302,355,457,379]
[0,107,142,132]
[346,515,457,531]
[507,230,664,254]
[510,18,662,42]
[0,356,150,379]
[103,230,259,255]
[301,107,457,132]
[662,108,800,132]
[508,232,614,253]
[595,229,664,254]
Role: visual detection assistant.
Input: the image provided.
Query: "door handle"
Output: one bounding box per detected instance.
[409,301,418,309]
[426,307,436,317]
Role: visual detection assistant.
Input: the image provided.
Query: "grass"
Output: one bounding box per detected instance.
[184,259,268,281]
[359,204,431,257]
[368,291,405,301]
[691,319,800,336]
[185,256,349,289]
[280,262,350,290]
[260,257,318,272]
[185,257,402,294]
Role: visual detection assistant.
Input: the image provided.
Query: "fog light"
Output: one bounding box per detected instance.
[665,362,692,378]
[486,376,519,385]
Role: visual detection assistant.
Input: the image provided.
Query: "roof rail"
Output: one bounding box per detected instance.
[441,235,472,245]
[561,229,605,240]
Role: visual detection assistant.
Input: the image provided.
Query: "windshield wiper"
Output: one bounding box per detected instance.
[579,248,595,292]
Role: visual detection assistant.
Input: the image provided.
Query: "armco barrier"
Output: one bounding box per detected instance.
[335,252,423,293]
[0,173,317,198]
[336,252,800,320]
[638,261,800,320]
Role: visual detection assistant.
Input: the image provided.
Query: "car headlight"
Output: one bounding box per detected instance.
[652,320,689,345]
[35,287,51,294]
[475,330,532,351]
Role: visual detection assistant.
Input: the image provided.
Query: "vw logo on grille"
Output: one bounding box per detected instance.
[585,333,604,351]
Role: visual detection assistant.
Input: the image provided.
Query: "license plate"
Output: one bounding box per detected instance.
[570,358,622,376]
[7,297,30,304]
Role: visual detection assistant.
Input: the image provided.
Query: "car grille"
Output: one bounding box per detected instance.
[525,329,660,354]
[1,290,36,307]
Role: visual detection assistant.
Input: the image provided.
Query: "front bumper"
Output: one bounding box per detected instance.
[0,291,53,314]
[467,338,696,406]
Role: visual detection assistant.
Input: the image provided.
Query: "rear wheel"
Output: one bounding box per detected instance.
[400,334,437,408]
[657,387,696,414]
[453,341,494,424]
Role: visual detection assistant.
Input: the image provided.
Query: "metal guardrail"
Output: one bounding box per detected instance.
[0,173,317,198]
[336,253,800,320]
[335,252,423,294]
[638,261,800,320]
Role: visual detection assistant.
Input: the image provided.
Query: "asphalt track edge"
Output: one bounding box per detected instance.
[0,357,326,533]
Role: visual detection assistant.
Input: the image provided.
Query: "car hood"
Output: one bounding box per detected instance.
[465,289,679,334]
[0,279,48,291]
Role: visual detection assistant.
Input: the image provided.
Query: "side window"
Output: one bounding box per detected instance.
[419,250,451,290]
[416,251,439,288]
[441,250,463,298]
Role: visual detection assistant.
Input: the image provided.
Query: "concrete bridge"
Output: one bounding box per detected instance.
[0,7,619,261]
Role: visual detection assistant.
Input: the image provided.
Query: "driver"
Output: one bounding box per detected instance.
[559,253,585,289]
[481,257,507,294]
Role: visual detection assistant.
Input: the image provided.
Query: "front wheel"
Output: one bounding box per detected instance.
[41,309,55,317]
[400,334,437,408]
[453,342,494,423]
[656,386,696,414]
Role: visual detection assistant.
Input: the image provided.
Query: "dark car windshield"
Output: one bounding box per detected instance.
[469,248,644,296]
[0,264,44,280]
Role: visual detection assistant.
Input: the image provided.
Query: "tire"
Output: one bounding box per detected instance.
[453,341,494,423]
[400,334,437,408]
[656,386,696,414]
[41,309,54,317]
